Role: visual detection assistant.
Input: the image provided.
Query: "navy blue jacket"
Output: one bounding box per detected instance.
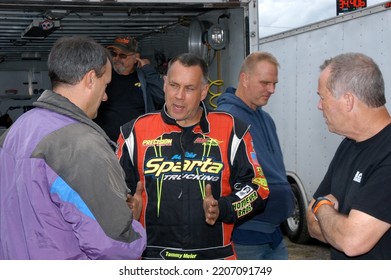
[217,87,294,244]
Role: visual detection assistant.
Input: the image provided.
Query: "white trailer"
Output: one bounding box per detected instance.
[259,2,391,243]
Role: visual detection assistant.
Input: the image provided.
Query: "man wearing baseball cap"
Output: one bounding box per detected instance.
[94,35,164,142]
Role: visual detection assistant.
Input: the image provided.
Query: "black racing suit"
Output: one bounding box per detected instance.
[117,103,269,259]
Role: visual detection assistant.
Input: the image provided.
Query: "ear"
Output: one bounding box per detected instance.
[344,92,354,112]
[200,83,209,101]
[163,75,168,90]
[84,70,95,90]
[240,72,249,88]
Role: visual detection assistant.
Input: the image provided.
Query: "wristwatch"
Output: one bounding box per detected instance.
[311,196,334,221]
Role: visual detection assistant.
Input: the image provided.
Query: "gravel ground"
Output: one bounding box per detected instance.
[285,237,330,260]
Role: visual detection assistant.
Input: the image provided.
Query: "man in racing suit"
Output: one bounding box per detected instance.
[117,53,270,260]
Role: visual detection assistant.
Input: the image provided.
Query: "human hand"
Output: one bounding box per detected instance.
[135,57,150,68]
[203,184,219,225]
[126,181,143,220]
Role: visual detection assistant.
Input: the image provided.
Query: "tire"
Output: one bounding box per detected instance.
[281,183,311,244]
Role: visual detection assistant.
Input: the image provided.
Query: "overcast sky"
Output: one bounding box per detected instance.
[259,0,386,36]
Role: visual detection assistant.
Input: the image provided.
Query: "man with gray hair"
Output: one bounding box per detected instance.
[307,52,391,259]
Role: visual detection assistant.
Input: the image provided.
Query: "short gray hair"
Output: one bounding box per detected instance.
[320,53,385,107]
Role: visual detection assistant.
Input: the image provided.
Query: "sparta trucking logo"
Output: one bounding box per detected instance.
[144,157,223,182]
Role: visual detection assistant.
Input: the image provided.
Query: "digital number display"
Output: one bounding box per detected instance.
[337,0,367,15]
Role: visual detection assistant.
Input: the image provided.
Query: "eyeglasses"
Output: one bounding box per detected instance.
[109,50,134,59]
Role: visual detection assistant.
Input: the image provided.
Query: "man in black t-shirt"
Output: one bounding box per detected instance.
[307,53,391,259]
[94,35,164,141]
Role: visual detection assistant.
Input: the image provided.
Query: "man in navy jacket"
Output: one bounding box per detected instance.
[217,51,294,260]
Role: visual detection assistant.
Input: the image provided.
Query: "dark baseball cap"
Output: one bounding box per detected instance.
[107,35,138,53]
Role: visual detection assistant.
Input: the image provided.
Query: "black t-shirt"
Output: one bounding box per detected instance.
[95,70,145,141]
[314,124,391,259]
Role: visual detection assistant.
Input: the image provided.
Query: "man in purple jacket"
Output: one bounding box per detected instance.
[0,36,146,259]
